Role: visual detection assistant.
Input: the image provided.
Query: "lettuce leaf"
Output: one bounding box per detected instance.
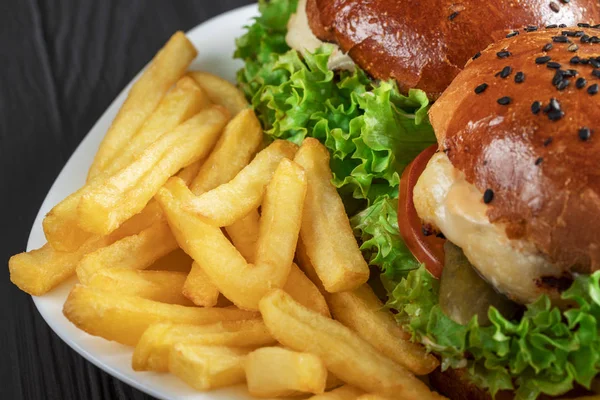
[235,0,435,278]
[389,265,600,400]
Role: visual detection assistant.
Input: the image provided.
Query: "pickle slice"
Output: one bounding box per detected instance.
[439,242,519,325]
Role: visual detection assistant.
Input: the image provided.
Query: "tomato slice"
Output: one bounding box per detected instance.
[398,145,446,278]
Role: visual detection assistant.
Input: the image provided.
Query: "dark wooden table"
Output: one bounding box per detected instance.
[0,1,254,398]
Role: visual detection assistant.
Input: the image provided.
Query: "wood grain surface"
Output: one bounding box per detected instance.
[0,1,254,398]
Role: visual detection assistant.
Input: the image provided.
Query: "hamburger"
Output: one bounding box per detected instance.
[234,0,600,398]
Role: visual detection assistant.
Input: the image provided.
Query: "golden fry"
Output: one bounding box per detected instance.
[259,290,443,400]
[78,106,229,235]
[158,158,306,310]
[308,385,364,400]
[327,284,438,375]
[190,108,262,195]
[63,285,258,346]
[284,264,330,317]
[224,210,260,262]
[76,221,177,284]
[183,140,298,227]
[245,347,327,397]
[133,320,274,372]
[89,32,197,178]
[169,344,250,390]
[182,262,220,307]
[294,138,369,292]
[86,268,192,306]
[188,71,249,116]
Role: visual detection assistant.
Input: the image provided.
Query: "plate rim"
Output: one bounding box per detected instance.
[27,4,259,400]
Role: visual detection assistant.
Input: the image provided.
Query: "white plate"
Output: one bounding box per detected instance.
[28,4,261,400]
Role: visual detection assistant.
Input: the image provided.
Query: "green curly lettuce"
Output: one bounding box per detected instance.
[389,265,600,400]
[235,0,435,276]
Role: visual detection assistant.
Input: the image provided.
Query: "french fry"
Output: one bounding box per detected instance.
[183,140,298,226]
[190,108,262,195]
[245,347,327,397]
[43,77,208,252]
[294,138,369,292]
[63,285,258,346]
[78,106,229,235]
[176,158,204,186]
[357,394,393,400]
[89,32,197,178]
[103,76,211,177]
[182,109,263,304]
[327,284,438,375]
[148,248,193,273]
[10,238,109,296]
[259,290,443,400]
[76,222,177,284]
[169,344,250,390]
[284,264,330,317]
[188,71,249,116]
[295,237,326,292]
[158,158,306,310]
[86,268,192,306]
[308,385,364,400]
[182,262,220,307]
[224,210,260,262]
[133,320,274,372]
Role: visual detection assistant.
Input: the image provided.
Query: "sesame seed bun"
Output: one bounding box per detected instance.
[429,27,600,278]
[306,0,600,98]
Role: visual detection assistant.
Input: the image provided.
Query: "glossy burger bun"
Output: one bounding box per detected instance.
[307,0,600,98]
[429,27,600,281]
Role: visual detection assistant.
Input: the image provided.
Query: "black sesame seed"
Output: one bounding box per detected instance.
[559,24,567,28]
[588,83,599,95]
[593,24,600,29]
[525,25,539,32]
[560,0,570,3]
[449,11,459,21]
[548,109,565,120]
[570,56,581,64]
[553,36,569,43]
[543,137,553,146]
[497,50,511,59]
[579,127,592,141]
[515,71,525,83]
[578,22,590,28]
[547,61,562,69]
[549,98,561,111]
[499,66,513,78]
[591,36,600,44]
[590,59,600,68]
[506,31,519,38]
[557,79,570,90]
[483,189,495,204]
[562,69,578,77]
[531,101,542,114]
[591,69,600,79]
[535,157,544,166]
[575,31,585,37]
[474,83,488,94]
[568,43,579,52]
[497,96,511,105]
[563,30,578,37]
[549,2,560,12]
[581,35,591,43]
[543,43,554,52]
[576,77,587,88]
[472,52,481,60]
[546,24,558,29]
[536,56,552,64]
[552,70,564,86]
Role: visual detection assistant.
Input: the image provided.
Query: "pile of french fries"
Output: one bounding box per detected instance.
[9,32,443,399]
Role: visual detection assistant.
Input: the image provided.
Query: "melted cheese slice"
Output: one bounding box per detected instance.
[286,0,355,71]
[413,152,563,304]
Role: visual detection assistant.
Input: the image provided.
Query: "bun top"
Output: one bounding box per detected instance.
[429,27,600,274]
[307,0,600,98]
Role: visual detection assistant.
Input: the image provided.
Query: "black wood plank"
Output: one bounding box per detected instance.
[1,1,254,399]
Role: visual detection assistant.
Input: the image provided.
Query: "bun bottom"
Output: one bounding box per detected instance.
[430,367,594,400]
